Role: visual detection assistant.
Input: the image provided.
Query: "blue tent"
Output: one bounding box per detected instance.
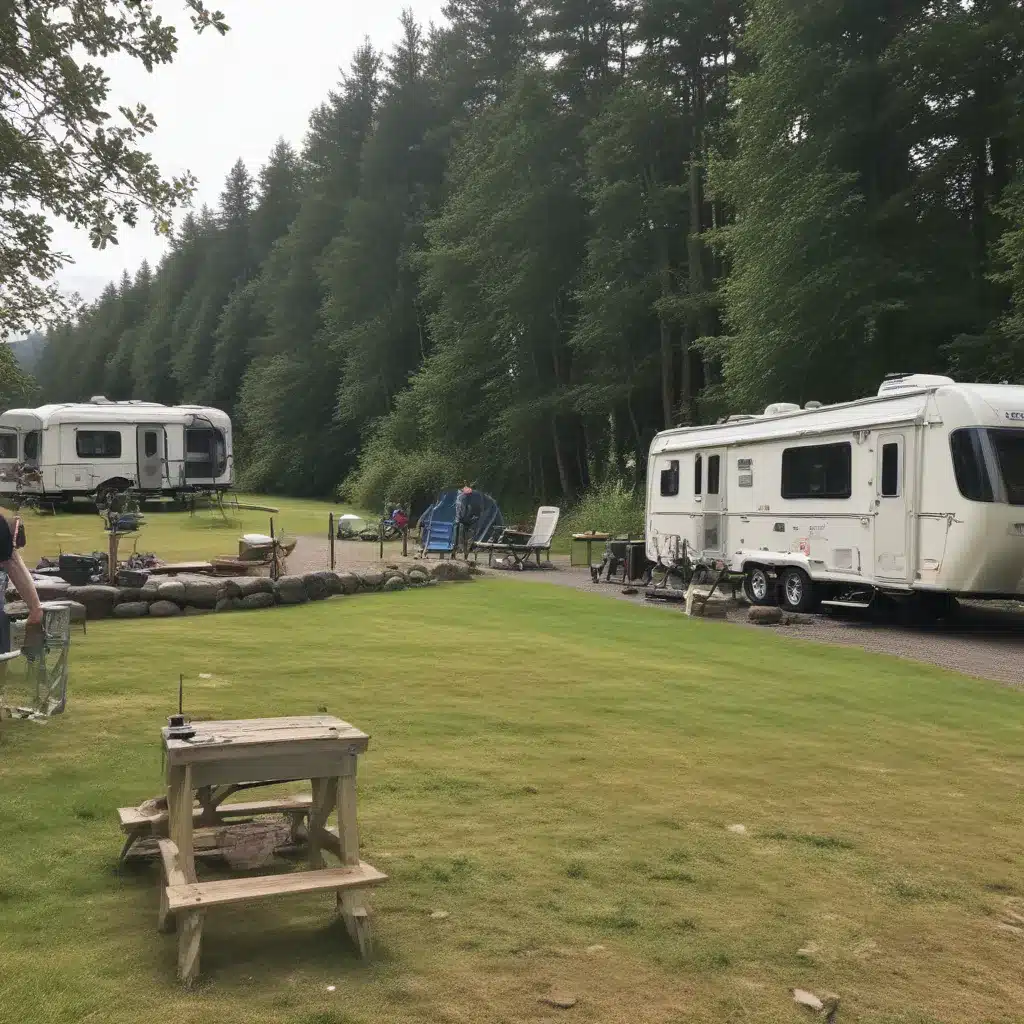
[419,489,503,555]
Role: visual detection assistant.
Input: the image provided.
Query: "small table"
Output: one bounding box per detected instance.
[158,715,387,986]
[570,532,610,568]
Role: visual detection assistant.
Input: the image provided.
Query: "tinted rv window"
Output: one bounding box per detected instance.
[694,454,703,496]
[0,433,16,459]
[144,431,158,458]
[989,428,1024,505]
[881,442,900,497]
[781,442,852,499]
[23,431,40,462]
[707,454,721,495]
[949,429,994,503]
[660,460,679,497]
[76,430,122,458]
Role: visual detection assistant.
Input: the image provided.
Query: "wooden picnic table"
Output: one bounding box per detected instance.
[155,715,387,986]
[570,532,611,568]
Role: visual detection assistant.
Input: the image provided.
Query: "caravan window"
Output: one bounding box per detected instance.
[950,428,1024,505]
[881,443,900,497]
[781,442,852,499]
[660,460,679,497]
[707,455,721,495]
[694,454,703,496]
[23,431,40,463]
[144,431,158,458]
[990,429,1024,505]
[0,433,16,459]
[185,427,227,478]
[76,430,122,458]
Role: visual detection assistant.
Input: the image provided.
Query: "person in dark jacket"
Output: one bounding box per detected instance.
[454,485,483,558]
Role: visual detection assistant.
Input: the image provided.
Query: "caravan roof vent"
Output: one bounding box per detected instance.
[804,401,822,410]
[763,402,801,416]
[726,414,757,422]
[877,373,954,397]
[88,395,112,404]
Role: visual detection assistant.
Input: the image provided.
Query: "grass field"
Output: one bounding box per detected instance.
[1,580,1022,1023]
[10,493,350,567]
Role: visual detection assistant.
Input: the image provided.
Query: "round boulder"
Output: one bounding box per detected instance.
[358,570,385,590]
[382,575,406,592]
[319,571,344,596]
[149,600,183,618]
[113,601,150,619]
[302,572,331,602]
[181,578,222,609]
[336,572,361,595]
[430,561,472,582]
[240,591,275,610]
[35,581,71,603]
[157,580,187,603]
[215,597,242,612]
[274,576,308,605]
[236,576,275,598]
[66,584,120,620]
[747,605,783,626]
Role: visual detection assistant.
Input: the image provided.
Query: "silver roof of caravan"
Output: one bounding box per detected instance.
[0,401,230,429]
[650,379,1024,455]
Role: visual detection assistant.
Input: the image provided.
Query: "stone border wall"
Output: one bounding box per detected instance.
[10,561,475,622]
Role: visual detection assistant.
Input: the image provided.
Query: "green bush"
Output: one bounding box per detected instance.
[563,480,645,538]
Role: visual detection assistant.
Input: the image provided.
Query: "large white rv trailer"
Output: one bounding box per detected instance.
[0,397,233,503]
[646,374,1024,611]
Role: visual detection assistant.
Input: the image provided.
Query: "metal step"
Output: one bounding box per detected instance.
[820,599,872,609]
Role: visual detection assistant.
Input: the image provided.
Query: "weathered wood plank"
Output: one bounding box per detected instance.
[119,794,313,833]
[166,862,387,911]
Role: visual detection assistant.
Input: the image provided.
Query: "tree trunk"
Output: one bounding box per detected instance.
[551,416,573,500]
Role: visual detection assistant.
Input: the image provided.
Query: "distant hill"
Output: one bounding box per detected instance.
[8,332,45,375]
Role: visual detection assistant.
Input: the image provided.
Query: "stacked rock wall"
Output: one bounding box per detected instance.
[8,562,474,622]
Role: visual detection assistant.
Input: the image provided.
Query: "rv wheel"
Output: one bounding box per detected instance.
[779,567,817,613]
[743,566,774,606]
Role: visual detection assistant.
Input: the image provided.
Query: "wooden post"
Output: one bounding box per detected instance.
[329,513,335,570]
[107,531,119,585]
[378,520,383,561]
[336,754,371,957]
[269,517,278,582]
[402,527,408,558]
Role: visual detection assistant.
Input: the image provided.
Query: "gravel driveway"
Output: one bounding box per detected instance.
[289,536,1024,687]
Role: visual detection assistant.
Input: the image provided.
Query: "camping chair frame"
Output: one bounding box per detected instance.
[472,506,560,569]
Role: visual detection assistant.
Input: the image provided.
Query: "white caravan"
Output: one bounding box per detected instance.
[646,374,1024,611]
[0,397,233,504]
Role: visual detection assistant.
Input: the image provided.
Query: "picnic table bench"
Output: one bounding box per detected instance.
[130,715,387,986]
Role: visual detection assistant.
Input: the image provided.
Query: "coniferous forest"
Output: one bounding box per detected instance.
[34,0,1024,508]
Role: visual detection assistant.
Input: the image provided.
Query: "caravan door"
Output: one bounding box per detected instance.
[873,432,912,583]
[137,426,166,490]
[700,448,727,558]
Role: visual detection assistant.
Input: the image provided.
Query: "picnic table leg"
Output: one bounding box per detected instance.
[166,763,204,986]
[336,754,372,958]
[308,777,337,870]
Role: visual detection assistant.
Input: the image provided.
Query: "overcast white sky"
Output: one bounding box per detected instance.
[52,0,448,303]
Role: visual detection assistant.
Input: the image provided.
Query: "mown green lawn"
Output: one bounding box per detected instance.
[11,493,352,567]
[0,579,1021,1023]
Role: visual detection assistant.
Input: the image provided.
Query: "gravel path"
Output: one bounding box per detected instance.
[289,536,1024,687]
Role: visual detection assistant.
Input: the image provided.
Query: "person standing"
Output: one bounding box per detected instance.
[0,511,42,654]
[454,485,483,559]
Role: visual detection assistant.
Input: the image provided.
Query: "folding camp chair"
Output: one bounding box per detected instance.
[472,506,560,569]
[421,519,457,559]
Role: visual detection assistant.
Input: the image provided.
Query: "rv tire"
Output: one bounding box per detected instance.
[779,567,817,613]
[743,566,775,606]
